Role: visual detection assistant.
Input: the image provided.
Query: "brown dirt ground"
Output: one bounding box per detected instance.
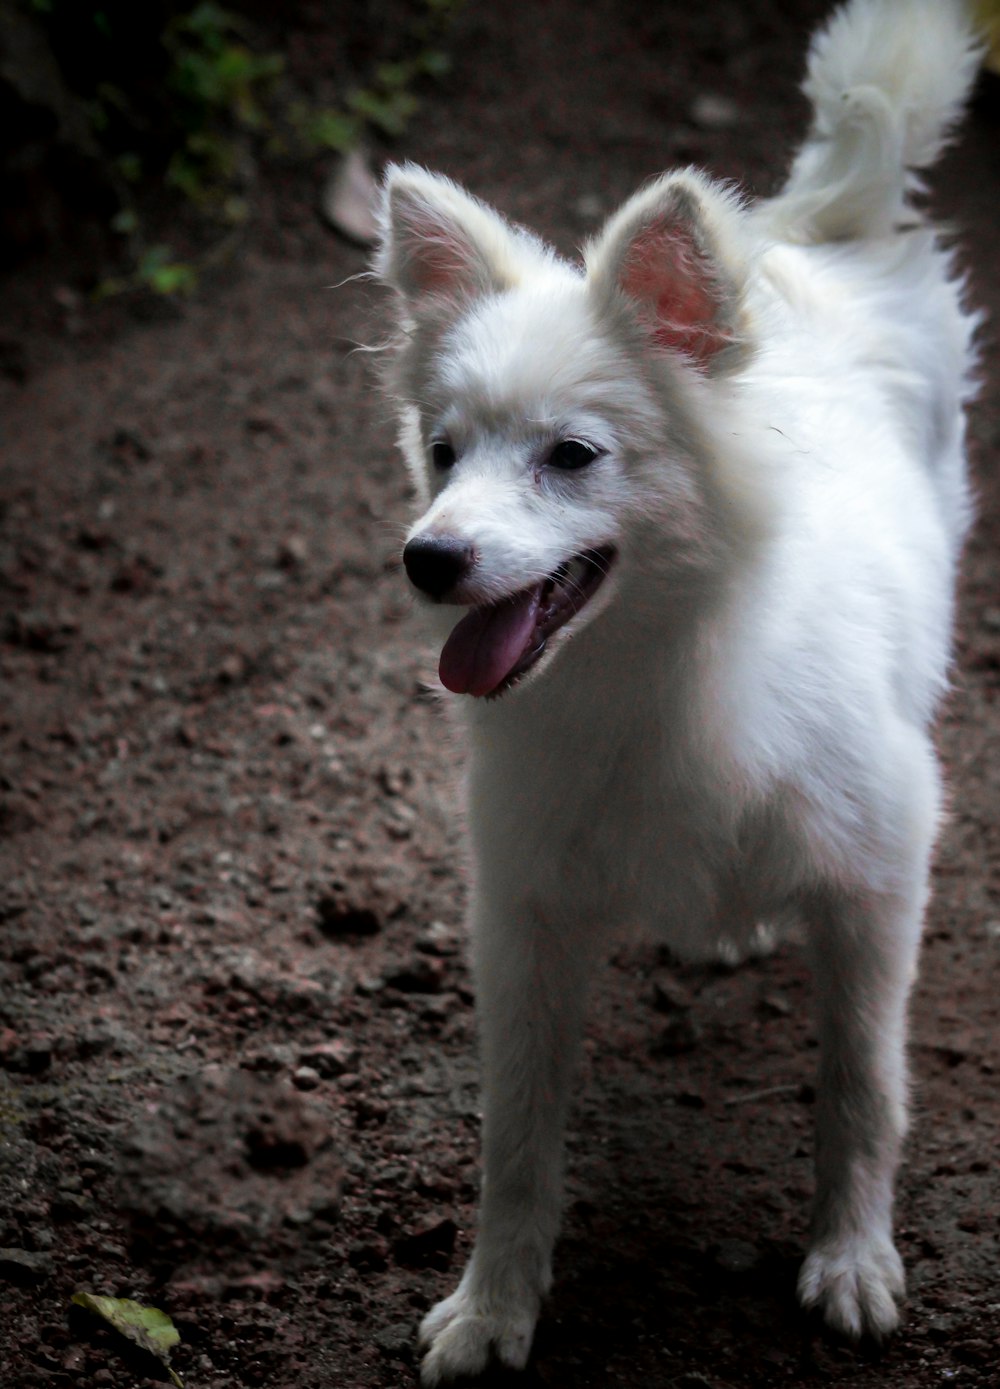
[1,2,998,1387]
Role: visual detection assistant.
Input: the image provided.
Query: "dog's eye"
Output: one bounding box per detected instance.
[548,439,599,470]
[431,440,457,469]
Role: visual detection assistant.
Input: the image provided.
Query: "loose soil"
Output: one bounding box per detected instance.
[1,3,998,1387]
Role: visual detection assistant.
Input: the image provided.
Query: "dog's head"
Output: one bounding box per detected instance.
[375,164,755,698]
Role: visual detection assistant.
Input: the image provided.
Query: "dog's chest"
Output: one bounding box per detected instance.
[469,707,793,958]
[560,754,783,955]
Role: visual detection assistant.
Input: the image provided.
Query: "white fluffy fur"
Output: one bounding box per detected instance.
[374,0,982,1381]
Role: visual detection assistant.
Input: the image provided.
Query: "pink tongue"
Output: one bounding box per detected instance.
[439,588,541,696]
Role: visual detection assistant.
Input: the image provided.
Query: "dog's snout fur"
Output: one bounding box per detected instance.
[403,533,475,600]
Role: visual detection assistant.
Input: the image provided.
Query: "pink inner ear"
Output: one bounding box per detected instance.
[406,227,474,296]
[620,220,732,367]
[396,197,481,301]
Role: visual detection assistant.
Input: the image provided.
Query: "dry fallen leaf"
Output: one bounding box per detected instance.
[72,1291,183,1386]
[320,147,381,246]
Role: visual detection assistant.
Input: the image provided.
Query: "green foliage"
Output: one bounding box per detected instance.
[166,3,283,127]
[290,7,460,155]
[137,245,199,295]
[348,82,419,139]
[96,243,198,299]
[162,3,284,207]
[289,105,361,156]
[25,0,464,294]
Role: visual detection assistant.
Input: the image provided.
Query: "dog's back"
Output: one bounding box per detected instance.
[760,0,980,550]
[714,0,983,768]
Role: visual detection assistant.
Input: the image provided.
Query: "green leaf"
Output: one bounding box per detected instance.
[110,208,138,235]
[375,61,416,91]
[93,276,130,301]
[146,262,198,296]
[179,3,239,50]
[418,49,452,78]
[71,1292,183,1386]
[136,244,174,275]
[348,86,419,137]
[116,152,143,184]
[297,107,359,153]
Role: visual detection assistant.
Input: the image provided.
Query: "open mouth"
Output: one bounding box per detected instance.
[438,545,616,697]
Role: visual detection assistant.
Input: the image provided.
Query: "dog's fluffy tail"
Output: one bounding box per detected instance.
[768,0,982,243]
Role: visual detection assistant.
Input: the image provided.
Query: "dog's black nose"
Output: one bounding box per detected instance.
[403,534,475,599]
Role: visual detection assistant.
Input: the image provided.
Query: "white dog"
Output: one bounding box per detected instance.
[374,0,982,1381]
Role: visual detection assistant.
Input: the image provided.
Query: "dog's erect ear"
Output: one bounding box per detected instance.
[376,164,541,314]
[586,172,750,372]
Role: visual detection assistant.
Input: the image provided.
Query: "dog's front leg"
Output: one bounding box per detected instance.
[798,873,929,1341]
[419,896,595,1385]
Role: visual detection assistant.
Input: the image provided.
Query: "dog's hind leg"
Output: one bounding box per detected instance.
[418,897,597,1385]
[798,750,940,1340]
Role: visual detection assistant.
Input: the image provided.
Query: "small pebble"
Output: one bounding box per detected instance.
[690,92,740,130]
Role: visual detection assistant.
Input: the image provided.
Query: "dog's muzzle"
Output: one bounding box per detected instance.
[403,534,476,600]
[403,536,617,698]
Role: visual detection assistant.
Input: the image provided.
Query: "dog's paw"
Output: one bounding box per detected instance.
[418,1285,537,1386]
[798,1234,904,1341]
